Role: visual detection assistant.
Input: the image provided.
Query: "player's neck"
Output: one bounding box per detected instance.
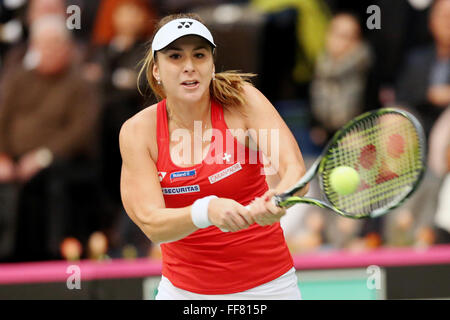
[166,94,211,129]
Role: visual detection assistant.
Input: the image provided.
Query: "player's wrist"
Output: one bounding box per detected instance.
[191,195,218,229]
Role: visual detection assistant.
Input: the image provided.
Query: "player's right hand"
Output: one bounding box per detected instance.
[208,198,254,232]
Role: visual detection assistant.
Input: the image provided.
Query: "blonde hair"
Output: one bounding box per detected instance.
[137,13,255,109]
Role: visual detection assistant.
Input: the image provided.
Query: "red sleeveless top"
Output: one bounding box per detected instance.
[155,99,293,294]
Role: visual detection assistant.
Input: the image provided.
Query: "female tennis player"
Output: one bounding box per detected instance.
[119,13,309,299]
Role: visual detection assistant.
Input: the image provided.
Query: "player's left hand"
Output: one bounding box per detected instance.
[246,189,286,226]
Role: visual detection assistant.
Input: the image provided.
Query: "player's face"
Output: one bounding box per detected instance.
[153,35,215,103]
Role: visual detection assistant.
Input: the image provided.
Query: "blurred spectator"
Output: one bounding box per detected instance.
[429,106,450,178]
[0,0,90,88]
[285,209,326,254]
[90,0,155,47]
[281,13,373,252]
[383,107,450,249]
[87,0,157,258]
[27,0,66,24]
[309,12,373,146]
[325,215,364,250]
[325,0,434,108]
[157,0,236,15]
[431,107,450,244]
[66,0,102,44]
[0,0,27,64]
[251,0,331,89]
[386,209,416,247]
[0,15,101,261]
[89,0,156,206]
[382,0,450,250]
[434,147,450,243]
[22,0,101,58]
[258,7,298,102]
[395,0,450,137]
[373,0,433,107]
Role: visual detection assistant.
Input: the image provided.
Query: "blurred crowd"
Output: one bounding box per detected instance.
[0,0,448,262]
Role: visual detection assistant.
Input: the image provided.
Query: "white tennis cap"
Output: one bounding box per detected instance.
[151,18,216,57]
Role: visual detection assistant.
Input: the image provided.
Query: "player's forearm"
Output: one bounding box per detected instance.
[136,206,198,244]
[274,163,309,196]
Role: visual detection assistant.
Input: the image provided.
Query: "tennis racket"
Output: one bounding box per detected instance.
[270,107,426,219]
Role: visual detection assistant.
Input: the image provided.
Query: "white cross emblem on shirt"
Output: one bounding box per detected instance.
[222,153,231,162]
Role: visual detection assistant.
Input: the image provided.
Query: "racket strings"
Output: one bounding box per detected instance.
[321,113,424,216]
[353,116,420,213]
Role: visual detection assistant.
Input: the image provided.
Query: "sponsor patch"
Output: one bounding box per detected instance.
[208,163,242,184]
[162,185,200,195]
[158,172,167,182]
[170,169,197,182]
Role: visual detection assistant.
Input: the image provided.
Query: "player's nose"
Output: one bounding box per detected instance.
[183,57,195,73]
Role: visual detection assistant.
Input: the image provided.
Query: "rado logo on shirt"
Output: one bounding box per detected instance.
[178,21,193,29]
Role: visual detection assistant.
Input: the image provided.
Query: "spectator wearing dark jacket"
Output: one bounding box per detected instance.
[0,15,101,261]
[395,0,450,137]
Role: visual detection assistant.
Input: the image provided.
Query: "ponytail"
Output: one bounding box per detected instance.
[210,71,256,109]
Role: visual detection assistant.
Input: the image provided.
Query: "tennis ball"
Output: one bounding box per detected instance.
[329,166,360,195]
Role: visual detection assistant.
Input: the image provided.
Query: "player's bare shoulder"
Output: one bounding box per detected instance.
[120,104,157,140]
[119,103,159,160]
[242,83,271,113]
[240,83,274,127]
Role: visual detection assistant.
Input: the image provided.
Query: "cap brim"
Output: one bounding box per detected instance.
[152,18,216,55]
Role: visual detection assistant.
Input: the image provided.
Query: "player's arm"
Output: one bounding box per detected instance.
[119,115,250,243]
[119,117,199,244]
[243,84,309,196]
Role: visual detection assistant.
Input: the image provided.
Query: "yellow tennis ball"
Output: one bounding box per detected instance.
[329,166,360,195]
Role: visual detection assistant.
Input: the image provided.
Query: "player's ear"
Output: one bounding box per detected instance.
[152,64,160,83]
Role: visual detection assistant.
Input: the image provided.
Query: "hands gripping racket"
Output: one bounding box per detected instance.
[270,107,426,219]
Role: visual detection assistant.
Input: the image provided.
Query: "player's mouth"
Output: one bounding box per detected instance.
[181,80,200,89]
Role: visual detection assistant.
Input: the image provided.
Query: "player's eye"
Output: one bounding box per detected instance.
[169,53,181,59]
[194,53,205,58]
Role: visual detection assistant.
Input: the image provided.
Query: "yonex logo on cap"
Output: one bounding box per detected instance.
[178,21,193,29]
